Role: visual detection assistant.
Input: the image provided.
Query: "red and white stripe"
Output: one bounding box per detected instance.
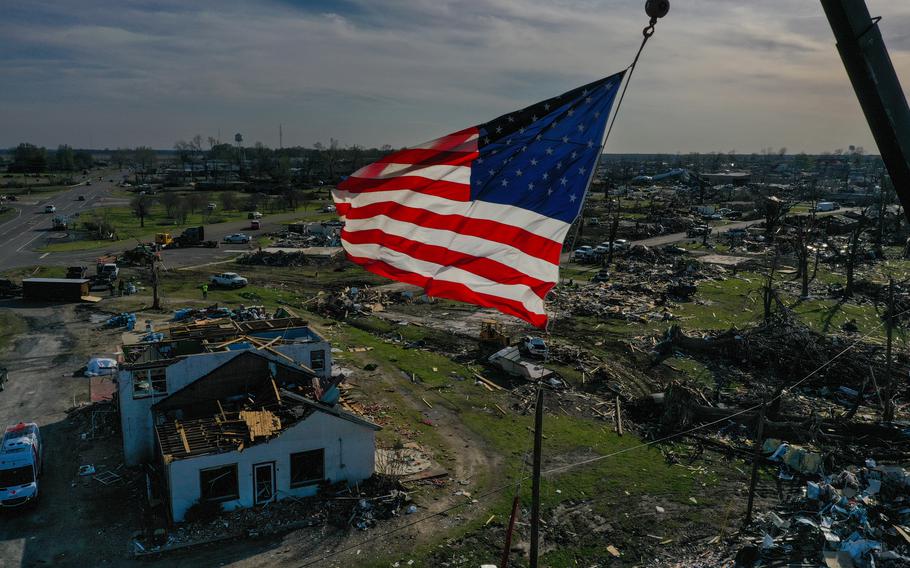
[333,127,569,327]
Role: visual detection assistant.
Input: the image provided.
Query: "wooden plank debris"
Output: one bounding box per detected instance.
[615,395,624,436]
[473,373,505,391]
[240,410,282,441]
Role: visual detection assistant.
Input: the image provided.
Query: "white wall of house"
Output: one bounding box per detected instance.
[118,340,331,466]
[165,410,376,522]
[119,351,238,466]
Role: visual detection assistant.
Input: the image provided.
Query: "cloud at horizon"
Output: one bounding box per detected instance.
[0,0,908,154]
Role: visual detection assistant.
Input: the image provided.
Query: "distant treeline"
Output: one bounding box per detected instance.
[3,143,95,173]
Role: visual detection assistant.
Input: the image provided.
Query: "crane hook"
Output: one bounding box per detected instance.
[642,0,669,37]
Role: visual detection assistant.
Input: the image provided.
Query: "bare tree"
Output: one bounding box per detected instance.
[173,140,192,182]
[130,195,154,228]
[844,217,869,297]
[174,201,190,224]
[605,199,621,267]
[792,216,816,298]
[133,146,157,184]
[348,144,364,172]
[159,192,182,218]
[762,196,789,243]
[220,191,238,211]
[300,190,313,212]
[314,138,341,181]
[186,192,208,215]
[762,249,782,322]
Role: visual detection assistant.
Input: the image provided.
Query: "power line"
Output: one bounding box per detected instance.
[296,308,904,567]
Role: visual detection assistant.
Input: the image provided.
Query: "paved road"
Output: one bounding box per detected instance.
[0,171,125,271]
[0,180,332,272]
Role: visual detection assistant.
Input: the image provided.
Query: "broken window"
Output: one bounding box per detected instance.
[309,349,325,372]
[289,449,324,488]
[132,367,167,399]
[199,464,239,502]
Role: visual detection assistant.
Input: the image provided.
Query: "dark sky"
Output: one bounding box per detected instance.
[1,0,909,154]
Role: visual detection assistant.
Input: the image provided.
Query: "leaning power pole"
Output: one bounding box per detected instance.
[821,0,910,221]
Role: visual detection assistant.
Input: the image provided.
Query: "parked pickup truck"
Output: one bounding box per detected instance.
[0,422,43,508]
[210,272,248,288]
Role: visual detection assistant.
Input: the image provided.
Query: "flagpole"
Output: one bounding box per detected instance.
[538,14,669,561]
[566,1,668,256]
[529,387,545,568]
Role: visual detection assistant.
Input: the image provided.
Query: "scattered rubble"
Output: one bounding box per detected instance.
[551,252,732,323]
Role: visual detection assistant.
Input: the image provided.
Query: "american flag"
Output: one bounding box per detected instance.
[333,71,626,327]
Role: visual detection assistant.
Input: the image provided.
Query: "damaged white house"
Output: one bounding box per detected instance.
[118,317,333,465]
[114,317,379,522]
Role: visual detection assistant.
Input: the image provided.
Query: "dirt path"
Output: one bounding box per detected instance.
[0,302,133,567]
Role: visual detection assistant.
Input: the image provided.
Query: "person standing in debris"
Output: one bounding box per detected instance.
[109,281,115,297]
[118,279,125,297]
[201,283,208,299]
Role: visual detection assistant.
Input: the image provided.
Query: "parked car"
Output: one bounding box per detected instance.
[44,205,56,213]
[520,336,549,359]
[247,211,263,219]
[573,245,594,263]
[206,202,217,211]
[725,210,742,219]
[322,204,337,213]
[77,195,85,201]
[223,233,251,244]
[210,272,248,288]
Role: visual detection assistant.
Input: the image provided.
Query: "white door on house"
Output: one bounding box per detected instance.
[253,462,275,505]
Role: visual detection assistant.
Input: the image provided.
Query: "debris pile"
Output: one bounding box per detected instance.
[551,255,729,323]
[132,475,410,557]
[238,250,328,267]
[172,304,271,322]
[103,312,137,330]
[270,222,342,248]
[647,316,894,395]
[738,458,910,567]
[314,286,392,318]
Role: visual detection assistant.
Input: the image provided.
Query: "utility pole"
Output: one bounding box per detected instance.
[743,400,766,526]
[151,254,161,310]
[884,277,895,422]
[821,0,910,221]
[529,388,544,568]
